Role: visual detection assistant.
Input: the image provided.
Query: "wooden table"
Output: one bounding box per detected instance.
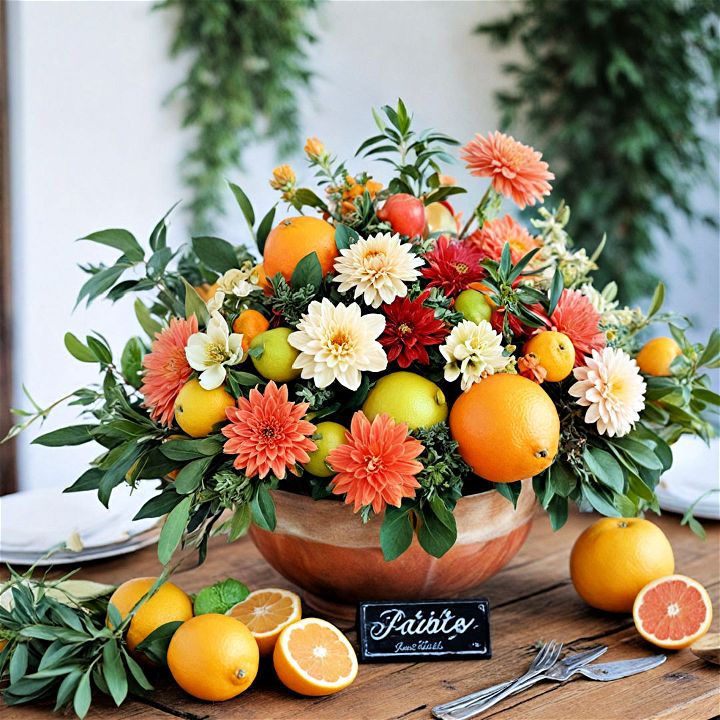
[3,508,718,720]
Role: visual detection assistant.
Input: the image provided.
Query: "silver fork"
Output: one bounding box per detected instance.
[435,641,564,720]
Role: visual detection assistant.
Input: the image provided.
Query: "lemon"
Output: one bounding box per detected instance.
[174,379,235,438]
[363,372,448,429]
[455,289,492,324]
[250,327,301,382]
[303,421,348,477]
[425,202,457,235]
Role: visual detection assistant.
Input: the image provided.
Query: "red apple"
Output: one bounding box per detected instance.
[376,193,426,237]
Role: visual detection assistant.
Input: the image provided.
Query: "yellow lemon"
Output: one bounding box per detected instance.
[303,422,348,477]
[174,379,235,438]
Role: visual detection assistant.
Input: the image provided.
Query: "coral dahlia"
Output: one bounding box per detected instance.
[140,316,198,427]
[467,215,540,264]
[421,236,484,297]
[551,289,606,366]
[222,381,317,480]
[326,412,424,514]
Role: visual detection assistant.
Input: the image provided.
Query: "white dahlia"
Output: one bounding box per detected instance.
[440,319,509,391]
[569,347,646,437]
[333,232,423,308]
[288,299,387,390]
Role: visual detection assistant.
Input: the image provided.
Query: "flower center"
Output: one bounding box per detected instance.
[454,262,469,274]
[329,329,353,354]
[365,455,383,473]
[398,323,412,335]
[205,342,228,364]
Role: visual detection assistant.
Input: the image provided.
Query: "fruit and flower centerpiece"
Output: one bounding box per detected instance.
[9,100,718,606]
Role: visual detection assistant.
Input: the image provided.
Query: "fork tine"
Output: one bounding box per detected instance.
[528,641,550,671]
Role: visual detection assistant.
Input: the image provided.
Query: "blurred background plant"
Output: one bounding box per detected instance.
[477,0,720,300]
[157,0,318,233]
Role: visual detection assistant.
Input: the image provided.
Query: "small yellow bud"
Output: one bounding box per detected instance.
[304,137,326,159]
[269,164,296,191]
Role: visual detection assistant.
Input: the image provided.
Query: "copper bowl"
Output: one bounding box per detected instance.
[249,480,535,620]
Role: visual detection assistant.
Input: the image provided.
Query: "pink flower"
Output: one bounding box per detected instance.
[327,412,424,514]
[551,289,606,366]
[421,235,484,297]
[461,132,554,209]
[222,381,317,479]
[140,316,198,427]
[467,215,540,264]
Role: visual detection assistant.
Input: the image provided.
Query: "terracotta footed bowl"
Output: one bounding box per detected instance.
[249,480,535,620]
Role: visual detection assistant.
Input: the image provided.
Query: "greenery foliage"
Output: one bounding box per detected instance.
[477,0,720,298]
[158,0,317,232]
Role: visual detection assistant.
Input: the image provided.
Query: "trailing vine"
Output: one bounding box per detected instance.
[158,0,318,232]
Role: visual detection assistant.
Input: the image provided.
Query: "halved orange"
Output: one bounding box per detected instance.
[273,618,358,696]
[633,574,713,649]
[227,588,301,656]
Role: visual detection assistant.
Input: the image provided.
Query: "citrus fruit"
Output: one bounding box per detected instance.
[523,330,575,382]
[253,263,273,296]
[455,289,492,324]
[468,281,497,311]
[425,202,457,235]
[363,372,448,429]
[449,373,559,483]
[232,309,270,351]
[570,517,675,613]
[167,614,259,701]
[227,588,302,656]
[633,575,712,649]
[263,216,337,282]
[273,618,358,696]
[303,421,348,477]
[107,577,193,653]
[174,379,235,438]
[249,327,302,382]
[636,337,682,377]
[194,282,219,302]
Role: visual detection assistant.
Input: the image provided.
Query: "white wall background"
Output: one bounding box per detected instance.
[6,0,719,491]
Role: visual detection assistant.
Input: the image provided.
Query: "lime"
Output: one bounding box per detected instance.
[250,327,301,382]
[455,289,492,324]
[362,372,448,429]
[174,379,235,438]
[303,421,348,477]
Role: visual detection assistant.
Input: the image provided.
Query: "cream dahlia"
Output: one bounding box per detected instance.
[333,232,423,308]
[288,298,387,390]
[569,347,646,437]
[440,319,509,390]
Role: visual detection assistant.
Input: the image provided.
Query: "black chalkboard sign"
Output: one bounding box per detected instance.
[357,599,491,662]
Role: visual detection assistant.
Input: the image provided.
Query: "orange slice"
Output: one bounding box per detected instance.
[227,588,301,656]
[633,574,713,649]
[273,618,358,696]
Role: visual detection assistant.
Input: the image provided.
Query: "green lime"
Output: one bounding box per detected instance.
[250,327,301,382]
[455,289,492,324]
[362,371,448,430]
[303,421,348,477]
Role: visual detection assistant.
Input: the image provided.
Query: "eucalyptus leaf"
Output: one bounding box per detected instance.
[583,446,625,493]
[33,425,96,448]
[102,642,128,706]
[158,496,192,564]
[228,182,255,229]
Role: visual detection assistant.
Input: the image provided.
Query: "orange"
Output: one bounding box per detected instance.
[633,575,712,649]
[273,618,358,696]
[636,337,682,376]
[167,614,259,701]
[253,263,273,296]
[263,216,337,283]
[107,577,193,652]
[449,373,559,483]
[232,309,270,351]
[523,330,575,382]
[194,282,219,302]
[227,588,302,656]
[570,518,675,613]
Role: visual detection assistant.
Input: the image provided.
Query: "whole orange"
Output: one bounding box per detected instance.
[167,614,259,701]
[570,517,675,613]
[449,373,559,483]
[232,309,270,351]
[107,577,193,652]
[636,337,682,377]
[523,330,575,382]
[263,217,337,282]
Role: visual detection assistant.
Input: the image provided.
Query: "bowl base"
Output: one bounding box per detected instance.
[303,591,357,628]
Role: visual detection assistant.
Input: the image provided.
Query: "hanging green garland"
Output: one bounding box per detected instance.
[158,0,318,232]
[477,0,719,299]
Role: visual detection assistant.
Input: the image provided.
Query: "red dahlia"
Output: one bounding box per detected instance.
[379,293,448,368]
[421,235,484,297]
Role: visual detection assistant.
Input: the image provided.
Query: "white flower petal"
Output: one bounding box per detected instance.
[199,364,226,390]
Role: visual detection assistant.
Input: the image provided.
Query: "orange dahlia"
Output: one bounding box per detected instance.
[551,289,606,366]
[140,316,198,427]
[327,412,424,514]
[461,132,554,209]
[467,215,540,264]
[222,381,317,480]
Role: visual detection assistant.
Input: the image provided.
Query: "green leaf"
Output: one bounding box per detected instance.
[149,201,179,251]
[98,442,145,507]
[133,488,184,520]
[582,485,621,517]
[290,251,323,290]
[500,242,512,276]
[417,498,457,558]
[19,626,88,642]
[85,335,113,365]
[583,446,625,493]
[64,468,103,493]
[106,603,123,631]
[122,649,153,691]
[9,643,28,684]
[547,494,569,530]
[228,370,265,387]
[547,461,577,497]
[174,456,212,494]
[134,299,162,339]
[193,578,250,615]
[334,223,359,251]
[192,236,238,274]
[102,642,128,706]
[380,505,414,561]
[64,333,96,363]
[251,484,276,531]
[698,329,719,368]
[293,188,328,211]
[547,269,564,315]
[228,182,255,229]
[33,424,96,447]
[135,621,183,666]
[494,480,523,508]
[54,669,82,711]
[647,282,665,317]
[256,206,276,255]
[120,337,145,389]
[158,496,192,564]
[160,437,223,461]
[613,437,663,470]
[73,669,92,719]
[182,277,210,325]
[79,229,144,262]
[76,264,127,307]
